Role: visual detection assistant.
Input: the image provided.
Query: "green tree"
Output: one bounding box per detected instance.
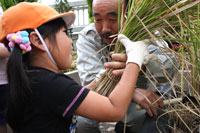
[0,0,38,10]
[54,0,70,13]
[86,0,93,23]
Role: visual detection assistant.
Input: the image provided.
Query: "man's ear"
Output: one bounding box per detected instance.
[29,32,46,51]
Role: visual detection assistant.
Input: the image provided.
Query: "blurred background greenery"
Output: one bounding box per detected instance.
[0,0,38,10]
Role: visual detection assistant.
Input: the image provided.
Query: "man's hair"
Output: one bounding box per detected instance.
[91,0,129,10]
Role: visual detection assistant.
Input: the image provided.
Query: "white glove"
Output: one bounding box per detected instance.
[118,34,150,69]
[95,69,106,82]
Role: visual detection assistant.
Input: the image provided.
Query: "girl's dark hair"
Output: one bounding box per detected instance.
[6,17,67,131]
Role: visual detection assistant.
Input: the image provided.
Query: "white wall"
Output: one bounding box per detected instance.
[39,0,86,5]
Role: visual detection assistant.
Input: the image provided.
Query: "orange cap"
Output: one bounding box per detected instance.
[0,2,75,42]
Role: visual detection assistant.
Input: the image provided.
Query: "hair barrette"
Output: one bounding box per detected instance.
[6,31,32,54]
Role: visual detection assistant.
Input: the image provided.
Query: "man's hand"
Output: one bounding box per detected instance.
[104,52,148,76]
[132,88,164,117]
[104,52,127,76]
[118,34,150,69]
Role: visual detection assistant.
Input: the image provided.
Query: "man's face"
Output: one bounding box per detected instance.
[92,0,124,44]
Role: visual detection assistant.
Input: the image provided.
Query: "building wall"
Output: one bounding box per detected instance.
[69,0,89,50]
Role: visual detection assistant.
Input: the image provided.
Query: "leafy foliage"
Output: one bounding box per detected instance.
[54,0,70,13]
[86,0,94,23]
[0,0,37,10]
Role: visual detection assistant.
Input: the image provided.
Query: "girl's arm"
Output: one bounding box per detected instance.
[77,63,139,122]
[75,34,149,122]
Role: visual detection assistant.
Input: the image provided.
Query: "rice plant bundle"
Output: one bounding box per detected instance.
[91,0,200,97]
[163,3,200,132]
[89,0,200,131]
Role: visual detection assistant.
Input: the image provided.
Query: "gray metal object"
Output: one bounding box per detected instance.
[65,70,81,85]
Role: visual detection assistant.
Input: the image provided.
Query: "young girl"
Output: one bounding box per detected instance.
[0,2,149,132]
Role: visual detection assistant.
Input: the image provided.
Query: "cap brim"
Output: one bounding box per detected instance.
[46,12,76,27]
[61,12,76,27]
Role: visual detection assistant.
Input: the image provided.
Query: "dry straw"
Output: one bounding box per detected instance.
[90,0,200,132]
[92,0,199,96]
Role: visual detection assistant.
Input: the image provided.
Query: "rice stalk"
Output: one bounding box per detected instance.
[91,0,200,97]
[89,0,200,131]
[165,4,200,131]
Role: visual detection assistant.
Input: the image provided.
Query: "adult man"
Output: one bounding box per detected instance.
[76,0,177,132]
